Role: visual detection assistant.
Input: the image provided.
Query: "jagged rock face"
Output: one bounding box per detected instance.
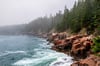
[71,36,93,57]
[47,33,58,42]
[71,55,100,66]
[47,32,67,42]
[96,61,100,66]
[48,33,93,58]
[48,33,100,66]
[53,39,70,50]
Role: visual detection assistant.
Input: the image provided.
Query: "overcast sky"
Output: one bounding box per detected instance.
[0,0,76,26]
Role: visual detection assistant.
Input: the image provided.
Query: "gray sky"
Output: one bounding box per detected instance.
[0,0,76,26]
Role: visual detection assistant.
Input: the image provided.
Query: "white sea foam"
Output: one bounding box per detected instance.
[39,42,51,48]
[49,56,73,66]
[5,51,26,54]
[0,51,27,57]
[11,37,73,66]
[13,50,73,66]
[13,58,34,65]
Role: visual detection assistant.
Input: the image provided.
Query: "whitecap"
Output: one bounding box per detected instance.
[5,51,27,54]
[49,56,73,66]
[13,51,73,66]
[0,51,27,57]
[13,58,34,65]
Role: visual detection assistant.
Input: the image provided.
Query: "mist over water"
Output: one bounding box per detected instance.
[0,35,73,66]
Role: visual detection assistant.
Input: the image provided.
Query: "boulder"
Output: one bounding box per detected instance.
[96,61,100,66]
[71,36,93,57]
[71,55,100,66]
[53,39,62,45]
[53,39,71,50]
[49,33,93,58]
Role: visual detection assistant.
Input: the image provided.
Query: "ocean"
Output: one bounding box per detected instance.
[0,35,73,66]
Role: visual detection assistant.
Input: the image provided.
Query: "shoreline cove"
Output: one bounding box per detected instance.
[46,32,100,66]
[0,35,73,66]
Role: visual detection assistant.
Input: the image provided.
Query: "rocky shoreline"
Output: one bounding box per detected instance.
[47,32,100,66]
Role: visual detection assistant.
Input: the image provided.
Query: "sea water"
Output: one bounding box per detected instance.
[0,35,73,66]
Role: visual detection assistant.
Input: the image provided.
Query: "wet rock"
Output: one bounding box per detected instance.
[47,32,67,42]
[71,55,100,66]
[48,33,94,57]
[96,61,100,66]
[48,33,100,66]
[71,36,93,57]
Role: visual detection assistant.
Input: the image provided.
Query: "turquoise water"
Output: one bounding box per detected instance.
[0,35,73,66]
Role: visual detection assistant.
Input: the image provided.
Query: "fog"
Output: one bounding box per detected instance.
[0,0,76,26]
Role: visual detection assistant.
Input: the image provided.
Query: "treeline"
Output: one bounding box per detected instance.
[56,0,100,35]
[24,11,63,34]
[0,0,99,35]
[25,0,100,35]
[0,11,63,35]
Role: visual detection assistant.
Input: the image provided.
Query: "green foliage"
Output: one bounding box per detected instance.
[92,36,100,53]
[56,7,69,32]
[1,0,100,35]
[23,0,100,34]
[25,11,63,33]
[4,0,99,35]
[56,0,100,34]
